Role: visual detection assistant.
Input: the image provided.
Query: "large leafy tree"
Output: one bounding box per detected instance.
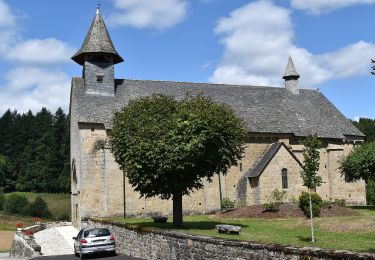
[110,94,246,227]
[300,135,322,243]
[340,141,375,183]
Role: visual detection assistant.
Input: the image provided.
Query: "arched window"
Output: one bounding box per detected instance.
[281,168,288,189]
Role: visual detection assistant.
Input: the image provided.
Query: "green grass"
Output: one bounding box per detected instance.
[5,192,70,218]
[0,211,34,231]
[110,207,375,253]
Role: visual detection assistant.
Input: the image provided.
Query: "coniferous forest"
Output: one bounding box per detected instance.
[0,108,70,193]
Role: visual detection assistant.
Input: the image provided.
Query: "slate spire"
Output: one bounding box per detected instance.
[283,56,300,94]
[71,6,123,65]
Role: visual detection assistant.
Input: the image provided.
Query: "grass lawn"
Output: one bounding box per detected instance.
[0,211,34,231]
[110,207,375,253]
[5,192,70,219]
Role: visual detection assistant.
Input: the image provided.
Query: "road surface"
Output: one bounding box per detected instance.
[32,254,142,260]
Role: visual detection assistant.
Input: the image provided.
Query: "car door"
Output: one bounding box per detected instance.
[74,230,83,250]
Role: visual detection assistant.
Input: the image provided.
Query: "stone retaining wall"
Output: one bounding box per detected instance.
[9,232,41,258]
[89,218,375,260]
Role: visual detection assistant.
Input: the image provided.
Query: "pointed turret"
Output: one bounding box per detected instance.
[72,6,123,96]
[283,56,300,94]
[71,6,123,65]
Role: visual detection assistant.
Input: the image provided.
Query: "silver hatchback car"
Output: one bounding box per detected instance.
[73,227,116,259]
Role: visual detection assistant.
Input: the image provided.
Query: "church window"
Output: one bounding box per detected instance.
[281,168,288,189]
[239,163,243,172]
[97,75,104,83]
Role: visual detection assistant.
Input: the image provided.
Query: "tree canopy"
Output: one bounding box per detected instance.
[0,108,70,193]
[300,135,322,190]
[351,118,375,142]
[109,94,246,226]
[340,141,375,183]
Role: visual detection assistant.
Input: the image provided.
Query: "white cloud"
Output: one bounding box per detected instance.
[109,0,188,30]
[0,0,17,53]
[0,0,16,28]
[291,0,375,14]
[0,67,70,113]
[6,38,75,64]
[0,0,73,114]
[210,1,375,87]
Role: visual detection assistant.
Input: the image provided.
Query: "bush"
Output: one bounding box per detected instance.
[263,201,281,212]
[334,199,346,207]
[221,198,236,209]
[263,189,287,212]
[56,213,70,221]
[322,200,334,208]
[299,192,323,218]
[0,192,5,210]
[27,196,52,218]
[4,194,29,215]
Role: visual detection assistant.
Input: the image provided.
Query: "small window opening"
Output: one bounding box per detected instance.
[96,75,104,83]
[239,163,243,172]
[91,128,95,132]
[281,168,288,189]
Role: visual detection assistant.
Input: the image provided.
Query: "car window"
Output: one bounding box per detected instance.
[83,228,111,238]
[76,230,83,240]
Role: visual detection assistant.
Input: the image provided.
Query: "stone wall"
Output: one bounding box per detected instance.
[72,128,366,225]
[9,232,41,258]
[88,218,375,260]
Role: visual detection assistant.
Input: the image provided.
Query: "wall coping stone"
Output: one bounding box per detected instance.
[89,217,375,260]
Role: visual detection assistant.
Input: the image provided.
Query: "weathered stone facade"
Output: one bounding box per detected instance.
[70,8,366,227]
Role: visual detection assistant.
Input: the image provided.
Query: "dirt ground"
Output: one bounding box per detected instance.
[0,231,14,251]
[217,202,357,219]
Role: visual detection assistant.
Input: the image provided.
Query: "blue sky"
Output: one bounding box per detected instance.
[0,0,374,120]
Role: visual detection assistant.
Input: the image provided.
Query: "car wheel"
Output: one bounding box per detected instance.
[80,252,85,259]
[74,246,79,257]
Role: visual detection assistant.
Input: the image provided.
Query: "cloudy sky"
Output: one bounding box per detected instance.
[0,0,374,120]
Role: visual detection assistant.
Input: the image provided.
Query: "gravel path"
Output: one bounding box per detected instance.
[34,227,75,256]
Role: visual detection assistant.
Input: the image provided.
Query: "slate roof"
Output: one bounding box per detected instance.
[71,9,123,65]
[244,143,302,178]
[283,56,300,79]
[70,78,364,140]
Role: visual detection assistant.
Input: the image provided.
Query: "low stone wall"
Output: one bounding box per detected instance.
[9,232,41,258]
[89,218,375,260]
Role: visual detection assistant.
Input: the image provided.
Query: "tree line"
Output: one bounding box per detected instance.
[0,108,70,193]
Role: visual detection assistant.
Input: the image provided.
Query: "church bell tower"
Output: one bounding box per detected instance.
[71,6,123,96]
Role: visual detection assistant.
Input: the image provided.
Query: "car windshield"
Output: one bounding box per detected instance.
[83,228,110,238]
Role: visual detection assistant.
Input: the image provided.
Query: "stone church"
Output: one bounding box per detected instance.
[70,8,366,226]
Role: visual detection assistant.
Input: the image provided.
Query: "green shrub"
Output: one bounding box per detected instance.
[27,196,52,218]
[56,213,70,221]
[263,189,287,212]
[221,198,235,209]
[263,201,281,212]
[334,199,346,207]
[0,192,5,210]
[322,200,334,208]
[299,192,323,218]
[4,193,29,215]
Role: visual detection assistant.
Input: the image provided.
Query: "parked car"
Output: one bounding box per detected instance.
[73,227,116,259]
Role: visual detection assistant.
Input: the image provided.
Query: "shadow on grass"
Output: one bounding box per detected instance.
[297,235,313,243]
[349,205,375,211]
[123,220,248,231]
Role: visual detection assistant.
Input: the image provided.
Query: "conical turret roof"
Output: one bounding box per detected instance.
[72,7,123,65]
[283,56,299,79]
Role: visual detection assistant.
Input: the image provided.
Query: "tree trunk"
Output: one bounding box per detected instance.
[173,191,183,227]
[309,191,315,243]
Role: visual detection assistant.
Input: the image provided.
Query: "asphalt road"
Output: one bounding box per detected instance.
[33,254,142,260]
